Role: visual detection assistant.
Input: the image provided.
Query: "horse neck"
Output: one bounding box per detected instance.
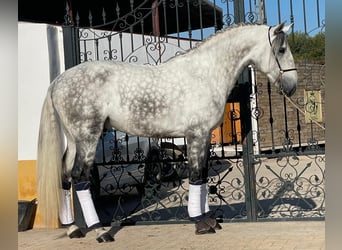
[189,25,268,92]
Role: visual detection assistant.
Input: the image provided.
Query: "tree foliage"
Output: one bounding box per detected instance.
[287,32,325,63]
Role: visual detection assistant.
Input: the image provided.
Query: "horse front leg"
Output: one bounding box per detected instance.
[187,134,222,234]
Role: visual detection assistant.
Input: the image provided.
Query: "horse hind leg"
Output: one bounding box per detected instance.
[69,131,114,242]
[54,131,76,228]
[62,131,76,180]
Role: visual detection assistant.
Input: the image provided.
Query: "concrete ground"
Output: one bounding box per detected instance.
[18,221,325,250]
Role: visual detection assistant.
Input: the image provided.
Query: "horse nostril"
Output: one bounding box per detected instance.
[290,85,297,96]
[284,86,296,97]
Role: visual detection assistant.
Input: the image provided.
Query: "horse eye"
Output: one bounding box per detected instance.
[279,47,286,54]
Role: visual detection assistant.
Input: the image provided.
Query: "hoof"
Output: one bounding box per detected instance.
[204,214,222,230]
[67,225,85,239]
[96,228,114,243]
[195,220,216,235]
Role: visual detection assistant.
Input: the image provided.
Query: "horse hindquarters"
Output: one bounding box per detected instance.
[36,87,64,228]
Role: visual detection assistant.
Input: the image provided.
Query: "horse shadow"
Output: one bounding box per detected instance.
[95,183,319,238]
[96,194,319,239]
[94,159,233,225]
[92,159,320,238]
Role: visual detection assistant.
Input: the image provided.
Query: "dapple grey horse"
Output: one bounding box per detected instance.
[37,22,297,242]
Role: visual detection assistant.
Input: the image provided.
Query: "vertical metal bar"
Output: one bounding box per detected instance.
[316,0,321,28]
[107,36,113,60]
[199,0,204,40]
[186,0,192,47]
[296,110,302,152]
[148,137,152,153]
[310,121,314,143]
[152,0,160,37]
[175,0,180,46]
[102,7,106,24]
[289,0,294,24]
[230,104,234,145]
[234,0,257,222]
[184,137,187,159]
[267,80,275,153]
[152,0,162,63]
[114,130,118,158]
[95,39,99,61]
[172,138,176,160]
[62,25,81,69]
[119,32,124,61]
[130,0,134,12]
[130,27,134,53]
[141,20,145,45]
[277,0,281,24]
[219,121,224,145]
[82,40,87,62]
[88,10,93,27]
[302,0,307,34]
[220,122,225,157]
[213,0,218,32]
[250,66,260,155]
[225,0,231,26]
[247,0,253,22]
[62,1,81,66]
[289,0,295,43]
[263,0,267,24]
[232,103,238,153]
[130,0,135,56]
[234,0,245,24]
[162,0,168,42]
[126,134,130,162]
[239,70,257,222]
[283,97,289,141]
[137,136,141,160]
[100,133,106,163]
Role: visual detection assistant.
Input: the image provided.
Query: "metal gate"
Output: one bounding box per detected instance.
[62,0,325,225]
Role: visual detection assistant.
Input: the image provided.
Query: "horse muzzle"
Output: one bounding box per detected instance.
[281,84,297,97]
[278,70,297,97]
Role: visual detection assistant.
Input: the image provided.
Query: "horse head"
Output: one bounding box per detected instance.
[259,22,298,96]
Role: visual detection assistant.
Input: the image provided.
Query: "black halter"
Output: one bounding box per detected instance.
[268,26,297,74]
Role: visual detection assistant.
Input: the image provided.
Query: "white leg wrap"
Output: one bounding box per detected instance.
[188,183,210,218]
[202,183,210,214]
[59,189,74,225]
[76,189,100,227]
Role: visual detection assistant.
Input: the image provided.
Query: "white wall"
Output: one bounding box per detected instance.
[18,22,65,160]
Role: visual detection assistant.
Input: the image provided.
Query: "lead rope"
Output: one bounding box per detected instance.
[276,73,326,131]
[282,91,325,130]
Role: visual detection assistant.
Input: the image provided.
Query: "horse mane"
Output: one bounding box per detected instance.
[196,23,262,49]
[165,23,264,62]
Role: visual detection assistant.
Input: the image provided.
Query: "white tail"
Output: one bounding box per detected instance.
[36,86,64,228]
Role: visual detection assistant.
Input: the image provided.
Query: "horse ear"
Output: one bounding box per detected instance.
[273,22,293,34]
[282,23,294,33]
[273,22,286,34]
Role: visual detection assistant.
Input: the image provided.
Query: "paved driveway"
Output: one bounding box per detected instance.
[18,221,325,250]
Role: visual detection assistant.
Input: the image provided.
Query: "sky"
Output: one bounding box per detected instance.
[259,0,325,35]
[185,0,325,39]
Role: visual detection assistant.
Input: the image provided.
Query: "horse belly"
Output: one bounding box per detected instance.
[125,111,185,138]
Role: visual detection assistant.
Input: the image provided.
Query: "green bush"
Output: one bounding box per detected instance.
[288,32,325,63]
